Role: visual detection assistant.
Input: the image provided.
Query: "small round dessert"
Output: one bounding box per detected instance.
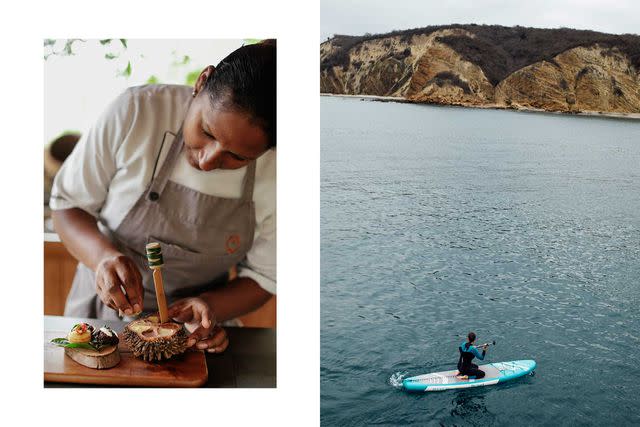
[67,323,92,343]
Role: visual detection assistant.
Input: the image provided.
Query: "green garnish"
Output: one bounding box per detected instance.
[50,338,98,350]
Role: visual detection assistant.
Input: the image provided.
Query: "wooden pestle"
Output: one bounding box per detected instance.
[146,242,169,323]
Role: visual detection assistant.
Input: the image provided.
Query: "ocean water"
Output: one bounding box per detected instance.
[320,97,640,426]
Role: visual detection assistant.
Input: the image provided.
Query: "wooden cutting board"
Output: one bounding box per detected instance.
[44,330,208,387]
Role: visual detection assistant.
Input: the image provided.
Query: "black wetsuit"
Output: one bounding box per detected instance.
[457,342,486,379]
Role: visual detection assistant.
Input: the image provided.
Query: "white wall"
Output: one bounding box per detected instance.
[44,39,244,144]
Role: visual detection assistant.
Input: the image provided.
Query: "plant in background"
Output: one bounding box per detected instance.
[44,38,133,77]
[44,39,248,144]
[185,70,200,86]
[44,39,127,60]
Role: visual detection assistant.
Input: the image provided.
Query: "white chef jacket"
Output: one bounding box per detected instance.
[49,84,276,294]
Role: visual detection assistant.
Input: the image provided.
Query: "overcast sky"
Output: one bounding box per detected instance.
[321,0,640,41]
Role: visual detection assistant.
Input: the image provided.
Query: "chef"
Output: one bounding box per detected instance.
[50,40,276,353]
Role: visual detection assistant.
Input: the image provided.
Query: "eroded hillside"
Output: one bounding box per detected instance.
[320,25,640,114]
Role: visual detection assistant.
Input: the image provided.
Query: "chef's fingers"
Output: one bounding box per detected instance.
[115,259,143,311]
[95,272,119,311]
[194,300,213,329]
[167,299,193,322]
[103,268,134,314]
[103,295,117,311]
[95,275,110,307]
[188,299,213,329]
[210,331,229,353]
[195,326,229,353]
[186,323,214,347]
[121,258,144,310]
[168,298,214,327]
[102,291,121,312]
[170,312,193,324]
[193,300,212,328]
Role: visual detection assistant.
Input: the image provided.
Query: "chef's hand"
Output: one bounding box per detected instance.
[95,253,144,315]
[167,297,229,353]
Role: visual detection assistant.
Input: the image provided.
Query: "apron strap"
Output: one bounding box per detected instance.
[241,160,257,202]
[147,126,185,198]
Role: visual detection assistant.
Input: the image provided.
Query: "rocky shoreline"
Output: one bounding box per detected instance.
[321,93,640,121]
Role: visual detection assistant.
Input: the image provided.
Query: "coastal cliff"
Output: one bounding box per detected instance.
[320,25,640,114]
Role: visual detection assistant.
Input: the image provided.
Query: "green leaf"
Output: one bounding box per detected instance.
[118,61,132,78]
[50,338,97,351]
[244,38,261,45]
[99,39,112,45]
[119,39,127,49]
[146,75,159,84]
[104,53,118,60]
[44,39,56,47]
[171,54,192,67]
[60,39,85,56]
[185,70,200,86]
[63,40,75,56]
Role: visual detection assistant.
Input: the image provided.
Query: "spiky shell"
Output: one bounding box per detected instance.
[122,315,187,362]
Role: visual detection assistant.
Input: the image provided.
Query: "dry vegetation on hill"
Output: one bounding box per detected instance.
[320,25,640,115]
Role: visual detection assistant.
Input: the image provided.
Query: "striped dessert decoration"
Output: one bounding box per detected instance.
[145,242,169,323]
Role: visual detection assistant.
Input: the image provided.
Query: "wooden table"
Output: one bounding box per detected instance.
[44,315,276,388]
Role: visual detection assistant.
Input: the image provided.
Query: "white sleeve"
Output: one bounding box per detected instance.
[49,89,134,217]
[237,211,277,294]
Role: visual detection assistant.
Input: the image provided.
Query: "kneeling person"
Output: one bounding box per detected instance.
[457,332,488,379]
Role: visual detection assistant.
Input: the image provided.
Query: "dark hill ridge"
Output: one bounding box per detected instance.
[322,24,640,85]
[320,25,640,114]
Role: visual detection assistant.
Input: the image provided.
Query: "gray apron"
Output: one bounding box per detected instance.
[64,125,256,320]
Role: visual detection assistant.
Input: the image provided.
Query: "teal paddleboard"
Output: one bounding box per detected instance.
[403,360,536,392]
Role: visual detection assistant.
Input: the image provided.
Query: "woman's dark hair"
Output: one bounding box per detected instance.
[468,332,476,343]
[204,39,276,148]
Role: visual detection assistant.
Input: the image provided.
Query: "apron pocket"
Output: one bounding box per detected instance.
[147,236,211,261]
[146,236,233,296]
[146,235,242,272]
[148,229,250,259]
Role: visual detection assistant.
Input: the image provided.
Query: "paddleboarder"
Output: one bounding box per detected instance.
[456,332,489,379]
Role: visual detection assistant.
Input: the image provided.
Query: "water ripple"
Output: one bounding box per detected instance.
[321,97,640,426]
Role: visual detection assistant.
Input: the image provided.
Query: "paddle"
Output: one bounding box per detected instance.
[477,340,497,350]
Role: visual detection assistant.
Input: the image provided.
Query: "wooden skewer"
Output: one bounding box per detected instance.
[146,242,169,323]
[152,269,168,323]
